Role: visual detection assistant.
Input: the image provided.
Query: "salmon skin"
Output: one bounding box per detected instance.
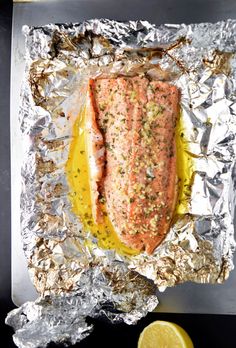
[86,76,179,254]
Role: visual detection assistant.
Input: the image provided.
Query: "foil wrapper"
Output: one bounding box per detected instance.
[6,19,236,348]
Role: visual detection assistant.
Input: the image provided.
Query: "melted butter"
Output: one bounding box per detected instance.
[175,111,194,214]
[66,107,138,256]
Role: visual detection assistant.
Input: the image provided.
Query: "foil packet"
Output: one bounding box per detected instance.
[6,19,236,348]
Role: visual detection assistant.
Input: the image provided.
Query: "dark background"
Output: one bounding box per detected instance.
[1,0,236,347]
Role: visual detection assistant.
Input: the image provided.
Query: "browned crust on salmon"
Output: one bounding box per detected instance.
[88,76,179,254]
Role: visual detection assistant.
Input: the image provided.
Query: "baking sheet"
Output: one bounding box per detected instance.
[11,0,236,313]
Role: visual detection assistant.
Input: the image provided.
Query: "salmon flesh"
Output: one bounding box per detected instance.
[86,76,179,254]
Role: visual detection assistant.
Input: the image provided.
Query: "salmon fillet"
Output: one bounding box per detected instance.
[87,76,179,254]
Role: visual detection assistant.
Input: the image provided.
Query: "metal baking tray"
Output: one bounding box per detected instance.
[11,0,236,313]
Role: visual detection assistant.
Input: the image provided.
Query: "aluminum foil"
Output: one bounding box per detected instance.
[6,19,236,347]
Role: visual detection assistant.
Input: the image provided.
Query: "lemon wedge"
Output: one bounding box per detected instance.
[138,321,194,348]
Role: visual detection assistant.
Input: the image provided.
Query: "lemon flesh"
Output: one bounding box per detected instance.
[138,321,194,348]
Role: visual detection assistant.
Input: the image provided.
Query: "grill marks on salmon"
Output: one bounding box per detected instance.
[87,76,179,254]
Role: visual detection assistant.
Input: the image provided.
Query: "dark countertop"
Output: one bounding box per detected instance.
[1,1,236,347]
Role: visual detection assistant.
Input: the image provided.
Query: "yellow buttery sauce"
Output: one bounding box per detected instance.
[175,112,194,215]
[66,107,193,256]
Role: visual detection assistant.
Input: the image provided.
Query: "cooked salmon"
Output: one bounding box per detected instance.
[86,80,106,223]
[87,76,179,254]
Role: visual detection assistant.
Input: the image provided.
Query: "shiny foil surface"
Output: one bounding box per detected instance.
[6,19,236,348]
